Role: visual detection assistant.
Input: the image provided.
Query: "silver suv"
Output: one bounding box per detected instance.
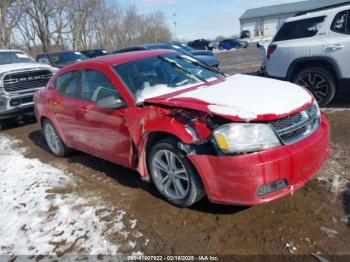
[265,4,350,106]
[0,50,57,124]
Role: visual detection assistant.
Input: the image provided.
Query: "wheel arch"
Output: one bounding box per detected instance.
[287,57,341,82]
[40,115,69,146]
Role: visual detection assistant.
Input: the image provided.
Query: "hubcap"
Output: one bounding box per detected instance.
[152,150,190,200]
[295,72,330,104]
[44,123,61,155]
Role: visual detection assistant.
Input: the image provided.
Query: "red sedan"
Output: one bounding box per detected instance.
[34,50,330,207]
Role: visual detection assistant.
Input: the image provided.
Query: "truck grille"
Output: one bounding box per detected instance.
[3,70,52,93]
[270,102,321,145]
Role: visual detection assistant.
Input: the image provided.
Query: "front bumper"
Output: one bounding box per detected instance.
[188,113,330,206]
[0,93,35,120]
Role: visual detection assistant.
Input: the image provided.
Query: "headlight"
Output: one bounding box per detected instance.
[213,123,281,153]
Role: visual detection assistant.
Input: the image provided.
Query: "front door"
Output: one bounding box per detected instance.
[74,69,132,167]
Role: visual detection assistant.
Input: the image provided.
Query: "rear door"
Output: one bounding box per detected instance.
[50,71,83,147]
[325,9,350,78]
[267,16,327,78]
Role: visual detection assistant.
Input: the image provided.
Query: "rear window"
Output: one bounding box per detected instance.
[273,16,325,42]
[331,10,350,35]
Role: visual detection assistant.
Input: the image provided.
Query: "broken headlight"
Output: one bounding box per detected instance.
[213,123,281,153]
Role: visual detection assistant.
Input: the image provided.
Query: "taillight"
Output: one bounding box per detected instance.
[267,44,277,60]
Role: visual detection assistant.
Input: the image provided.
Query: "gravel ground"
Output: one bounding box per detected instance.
[0,46,349,258]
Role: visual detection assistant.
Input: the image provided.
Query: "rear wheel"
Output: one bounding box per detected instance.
[148,138,205,207]
[43,119,71,157]
[292,67,336,106]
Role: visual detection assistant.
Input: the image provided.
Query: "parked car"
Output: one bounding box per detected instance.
[36,51,88,68]
[80,49,109,58]
[240,30,251,39]
[34,49,329,207]
[256,37,273,75]
[219,39,249,50]
[112,43,220,68]
[0,49,57,123]
[187,39,212,50]
[209,40,220,50]
[171,42,215,56]
[265,4,350,106]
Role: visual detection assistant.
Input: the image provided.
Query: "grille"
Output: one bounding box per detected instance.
[270,102,321,145]
[10,96,33,106]
[3,70,52,93]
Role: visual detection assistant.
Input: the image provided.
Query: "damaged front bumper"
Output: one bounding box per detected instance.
[187,113,330,206]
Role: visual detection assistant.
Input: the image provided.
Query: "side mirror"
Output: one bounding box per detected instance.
[96,96,125,109]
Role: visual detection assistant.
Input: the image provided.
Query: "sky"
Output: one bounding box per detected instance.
[119,0,303,40]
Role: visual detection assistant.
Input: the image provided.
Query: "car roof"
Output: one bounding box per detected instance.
[286,4,350,22]
[62,49,176,70]
[0,49,25,53]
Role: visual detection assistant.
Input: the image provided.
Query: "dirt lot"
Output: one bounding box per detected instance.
[1,46,349,258]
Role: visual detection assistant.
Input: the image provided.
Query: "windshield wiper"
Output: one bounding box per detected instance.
[181,55,225,76]
[158,56,207,83]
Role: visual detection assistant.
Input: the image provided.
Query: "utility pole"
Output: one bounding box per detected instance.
[173,12,177,41]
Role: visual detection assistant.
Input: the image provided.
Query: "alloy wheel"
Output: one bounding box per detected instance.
[295,72,330,104]
[151,150,190,200]
[44,123,61,155]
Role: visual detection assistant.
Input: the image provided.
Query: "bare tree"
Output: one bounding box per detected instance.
[21,0,58,51]
[9,0,171,53]
[0,0,21,48]
[66,0,98,50]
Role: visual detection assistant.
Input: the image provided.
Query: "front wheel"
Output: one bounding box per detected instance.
[292,67,336,106]
[148,138,205,207]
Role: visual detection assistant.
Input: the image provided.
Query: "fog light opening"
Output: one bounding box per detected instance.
[257,179,288,196]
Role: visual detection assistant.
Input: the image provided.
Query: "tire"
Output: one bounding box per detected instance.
[292,67,336,106]
[147,137,205,207]
[42,119,71,157]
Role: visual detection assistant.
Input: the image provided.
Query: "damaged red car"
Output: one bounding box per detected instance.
[34,50,330,207]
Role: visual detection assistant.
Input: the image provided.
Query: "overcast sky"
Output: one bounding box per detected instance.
[119,0,303,40]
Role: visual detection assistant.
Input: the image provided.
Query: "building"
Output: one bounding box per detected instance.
[240,0,350,38]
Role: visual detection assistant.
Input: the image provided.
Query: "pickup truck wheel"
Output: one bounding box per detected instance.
[43,119,70,157]
[148,138,205,207]
[293,67,336,106]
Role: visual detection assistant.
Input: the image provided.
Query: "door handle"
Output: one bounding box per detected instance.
[326,44,344,51]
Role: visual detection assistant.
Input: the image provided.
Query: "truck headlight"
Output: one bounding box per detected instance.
[213,123,281,153]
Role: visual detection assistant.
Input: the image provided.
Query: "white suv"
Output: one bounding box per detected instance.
[265,4,350,106]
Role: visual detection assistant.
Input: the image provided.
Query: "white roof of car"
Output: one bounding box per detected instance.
[0,49,24,53]
[286,4,350,22]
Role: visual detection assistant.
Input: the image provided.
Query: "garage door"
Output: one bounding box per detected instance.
[242,22,256,36]
[263,19,278,37]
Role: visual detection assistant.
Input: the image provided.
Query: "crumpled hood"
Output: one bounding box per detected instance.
[145,74,313,122]
[0,63,55,75]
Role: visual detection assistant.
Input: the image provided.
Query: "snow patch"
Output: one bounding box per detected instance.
[0,135,143,255]
[173,74,312,120]
[136,83,195,102]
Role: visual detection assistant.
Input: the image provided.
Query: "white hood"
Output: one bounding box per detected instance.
[0,63,56,75]
[171,74,313,121]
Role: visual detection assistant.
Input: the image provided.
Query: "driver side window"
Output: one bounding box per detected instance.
[81,70,122,102]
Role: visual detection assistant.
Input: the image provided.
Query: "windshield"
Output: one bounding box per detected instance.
[114,54,223,101]
[50,52,88,66]
[0,52,34,65]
